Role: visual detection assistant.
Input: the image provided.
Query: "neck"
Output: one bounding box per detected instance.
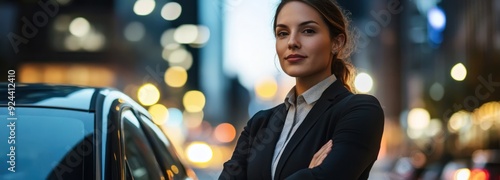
[295,73,331,95]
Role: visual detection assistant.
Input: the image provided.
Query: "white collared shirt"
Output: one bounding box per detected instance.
[271,74,337,179]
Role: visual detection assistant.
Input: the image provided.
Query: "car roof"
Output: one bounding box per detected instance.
[0,83,99,111]
[0,83,152,118]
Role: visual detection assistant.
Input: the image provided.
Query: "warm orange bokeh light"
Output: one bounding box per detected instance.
[470,169,489,180]
[214,123,236,143]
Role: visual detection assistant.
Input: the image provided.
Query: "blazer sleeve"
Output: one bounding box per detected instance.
[285,95,384,180]
[219,110,264,180]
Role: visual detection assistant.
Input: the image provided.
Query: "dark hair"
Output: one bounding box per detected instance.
[273,0,356,92]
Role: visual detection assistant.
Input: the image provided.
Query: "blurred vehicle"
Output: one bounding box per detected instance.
[470,149,500,180]
[439,150,500,180]
[0,83,197,180]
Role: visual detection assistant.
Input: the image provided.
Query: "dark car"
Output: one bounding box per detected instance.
[0,83,197,180]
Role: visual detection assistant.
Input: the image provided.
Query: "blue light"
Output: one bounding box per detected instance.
[429,28,443,45]
[167,108,183,127]
[428,7,446,31]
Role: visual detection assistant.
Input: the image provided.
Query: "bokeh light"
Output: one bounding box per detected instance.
[254,77,278,100]
[164,66,188,88]
[429,82,445,101]
[183,90,206,113]
[133,0,156,16]
[161,2,182,21]
[214,123,237,143]
[407,108,430,130]
[81,31,105,51]
[354,72,374,93]
[69,17,90,37]
[470,169,489,180]
[186,142,213,163]
[425,119,443,137]
[428,7,446,31]
[193,25,211,45]
[451,63,467,81]
[124,22,145,42]
[148,104,168,125]
[174,24,198,44]
[183,111,204,129]
[168,48,193,70]
[166,108,183,127]
[407,128,424,139]
[160,29,177,47]
[138,83,160,106]
[454,168,470,180]
[448,111,470,133]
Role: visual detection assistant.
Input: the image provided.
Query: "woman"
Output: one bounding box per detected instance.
[220,0,384,179]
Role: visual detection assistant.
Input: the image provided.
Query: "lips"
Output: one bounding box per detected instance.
[285,54,307,62]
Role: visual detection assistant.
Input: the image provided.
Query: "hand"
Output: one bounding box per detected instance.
[309,140,333,168]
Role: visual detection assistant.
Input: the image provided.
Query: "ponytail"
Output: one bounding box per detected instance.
[331,55,355,92]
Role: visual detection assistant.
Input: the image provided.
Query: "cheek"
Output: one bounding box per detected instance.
[306,40,331,59]
[276,41,287,59]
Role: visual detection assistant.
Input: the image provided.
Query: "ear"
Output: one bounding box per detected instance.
[331,34,346,53]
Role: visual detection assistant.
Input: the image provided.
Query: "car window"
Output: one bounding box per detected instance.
[122,110,164,180]
[140,114,190,180]
[0,107,94,180]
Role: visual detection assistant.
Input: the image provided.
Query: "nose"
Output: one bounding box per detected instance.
[287,33,300,50]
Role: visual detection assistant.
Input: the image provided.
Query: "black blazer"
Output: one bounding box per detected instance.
[220,80,384,180]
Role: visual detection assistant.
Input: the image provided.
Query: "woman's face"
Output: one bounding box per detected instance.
[275,1,334,80]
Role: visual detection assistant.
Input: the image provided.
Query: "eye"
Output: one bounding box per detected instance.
[303,29,316,34]
[276,31,289,38]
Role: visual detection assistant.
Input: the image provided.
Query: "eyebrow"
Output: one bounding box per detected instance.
[276,20,319,29]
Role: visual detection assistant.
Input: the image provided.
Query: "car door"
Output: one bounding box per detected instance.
[121,109,165,180]
[138,114,194,180]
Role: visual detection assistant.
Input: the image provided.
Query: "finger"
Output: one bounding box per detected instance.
[315,153,329,166]
[316,140,333,157]
[315,147,332,166]
[310,140,333,168]
[317,141,332,158]
[314,140,333,162]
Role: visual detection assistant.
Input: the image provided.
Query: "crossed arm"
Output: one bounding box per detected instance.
[285,95,384,179]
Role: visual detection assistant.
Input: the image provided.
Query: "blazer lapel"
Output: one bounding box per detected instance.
[274,81,347,179]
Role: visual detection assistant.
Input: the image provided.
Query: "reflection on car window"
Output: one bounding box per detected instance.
[122,110,163,180]
[140,115,189,180]
[0,107,94,180]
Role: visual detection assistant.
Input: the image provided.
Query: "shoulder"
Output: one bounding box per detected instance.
[341,94,383,112]
[339,94,384,128]
[332,93,384,124]
[251,103,285,119]
[350,94,381,104]
[246,103,285,126]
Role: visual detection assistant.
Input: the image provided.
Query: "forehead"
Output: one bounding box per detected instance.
[276,1,324,25]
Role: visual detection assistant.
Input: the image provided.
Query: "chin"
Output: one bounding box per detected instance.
[283,69,307,78]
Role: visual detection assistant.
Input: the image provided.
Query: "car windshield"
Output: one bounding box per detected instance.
[0,107,94,180]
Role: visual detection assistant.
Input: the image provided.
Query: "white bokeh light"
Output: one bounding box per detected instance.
[451,63,467,81]
[69,17,90,37]
[174,24,198,44]
[161,2,182,21]
[428,7,446,30]
[354,72,374,93]
[407,108,431,130]
[186,142,213,163]
[133,0,156,16]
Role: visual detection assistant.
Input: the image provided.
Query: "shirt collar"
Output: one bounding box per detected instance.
[284,74,337,108]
